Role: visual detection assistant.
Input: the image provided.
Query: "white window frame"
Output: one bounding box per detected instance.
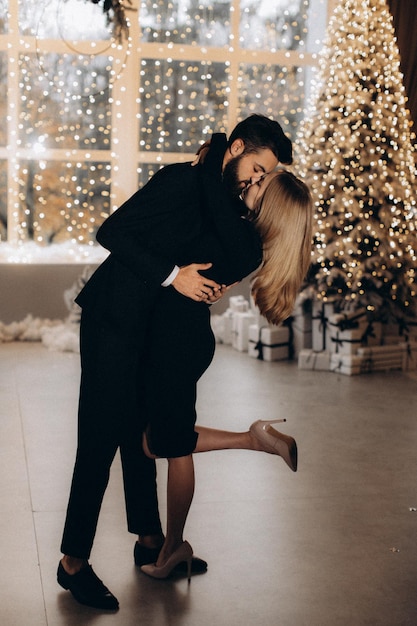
[1,0,336,249]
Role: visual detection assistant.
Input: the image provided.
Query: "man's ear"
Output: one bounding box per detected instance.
[229,138,245,156]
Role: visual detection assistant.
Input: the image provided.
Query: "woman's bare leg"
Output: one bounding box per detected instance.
[156,454,195,566]
[143,421,291,567]
[194,422,297,472]
[194,425,256,452]
[156,427,261,563]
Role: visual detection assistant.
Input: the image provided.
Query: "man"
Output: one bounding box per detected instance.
[57,115,292,610]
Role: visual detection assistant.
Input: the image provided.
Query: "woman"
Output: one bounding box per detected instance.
[140,168,313,580]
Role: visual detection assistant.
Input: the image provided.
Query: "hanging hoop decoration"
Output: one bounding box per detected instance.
[34,0,135,99]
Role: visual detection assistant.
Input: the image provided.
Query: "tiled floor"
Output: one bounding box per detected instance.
[1,340,417,625]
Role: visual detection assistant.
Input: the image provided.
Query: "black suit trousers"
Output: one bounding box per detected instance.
[60,310,162,559]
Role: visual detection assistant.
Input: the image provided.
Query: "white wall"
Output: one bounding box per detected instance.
[0,264,97,323]
[0,264,251,323]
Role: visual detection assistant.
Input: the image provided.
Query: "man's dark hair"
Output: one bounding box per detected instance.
[228,114,293,165]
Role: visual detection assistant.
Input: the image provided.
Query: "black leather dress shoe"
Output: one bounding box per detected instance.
[134,541,208,574]
[57,562,119,610]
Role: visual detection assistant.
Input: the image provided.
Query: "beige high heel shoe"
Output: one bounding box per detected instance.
[141,541,193,582]
[250,419,297,472]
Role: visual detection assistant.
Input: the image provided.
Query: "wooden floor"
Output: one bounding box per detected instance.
[1,341,417,626]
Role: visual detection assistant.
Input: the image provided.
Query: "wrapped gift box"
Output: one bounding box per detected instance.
[360,357,404,373]
[219,308,235,345]
[215,296,251,344]
[381,319,417,343]
[312,300,335,352]
[357,344,406,358]
[248,324,290,361]
[358,320,381,347]
[292,298,312,332]
[298,349,331,371]
[232,311,256,352]
[330,353,363,376]
[381,322,402,341]
[214,296,250,346]
[229,295,249,313]
[328,312,382,356]
[210,313,225,343]
[402,340,417,371]
[249,294,270,327]
[403,320,417,342]
[358,344,405,372]
[290,299,312,357]
[382,334,403,346]
[329,320,366,355]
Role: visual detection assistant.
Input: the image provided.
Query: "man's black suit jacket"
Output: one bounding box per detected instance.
[75,134,262,344]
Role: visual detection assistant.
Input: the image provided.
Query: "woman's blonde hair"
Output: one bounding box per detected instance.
[250,169,313,325]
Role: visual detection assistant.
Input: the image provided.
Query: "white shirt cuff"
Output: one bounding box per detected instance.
[162,265,180,287]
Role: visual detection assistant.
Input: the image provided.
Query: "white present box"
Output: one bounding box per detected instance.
[402,340,417,371]
[248,324,262,358]
[249,294,270,327]
[358,344,406,372]
[312,301,335,352]
[381,319,417,343]
[298,349,331,371]
[403,320,417,342]
[248,324,290,361]
[330,353,363,376]
[329,326,365,355]
[328,312,381,355]
[210,314,225,343]
[292,324,312,358]
[221,308,235,345]
[232,311,256,352]
[361,321,382,347]
[290,299,312,357]
[292,298,312,332]
[360,357,403,373]
[382,335,402,346]
[229,295,249,313]
[357,344,406,357]
[381,322,402,340]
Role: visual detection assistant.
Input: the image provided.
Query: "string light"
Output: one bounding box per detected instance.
[1,0,326,259]
[296,0,417,322]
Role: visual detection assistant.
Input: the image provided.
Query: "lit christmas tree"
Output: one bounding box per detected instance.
[296,0,417,324]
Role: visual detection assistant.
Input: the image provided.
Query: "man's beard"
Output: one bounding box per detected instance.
[222,154,246,198]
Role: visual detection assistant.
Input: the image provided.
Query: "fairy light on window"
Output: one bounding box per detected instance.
[2,0,329,258]
[237,63,305,137]
[240,0,310,52]
[139,0,230,47]
[139,57,229,155]
[16,159,111,245]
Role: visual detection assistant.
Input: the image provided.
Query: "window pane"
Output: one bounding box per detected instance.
[0,0,8,34]
[2,0,328,253]
[0,52,6,145]
[139,0,231,46]
[138,163,163,189]
[139,59,229,152]
[18,0,110,40]
[237,64,306,141]
[16,160,111,245]
[19,53,112,150]
[240,0,327,54]
[0,160,6,241]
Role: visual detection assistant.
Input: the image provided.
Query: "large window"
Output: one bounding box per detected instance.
[0,0,331,261]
